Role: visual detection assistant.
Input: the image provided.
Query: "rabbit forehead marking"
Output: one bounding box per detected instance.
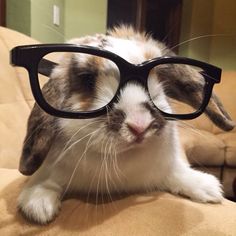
[118,83,149,110]
[70,33,163,64]
[105,37,162,64]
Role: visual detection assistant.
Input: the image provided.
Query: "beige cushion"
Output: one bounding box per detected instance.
[218,132,236,167]
[0,169,236,235]
[179,128,225,166]
[0,27,37,169]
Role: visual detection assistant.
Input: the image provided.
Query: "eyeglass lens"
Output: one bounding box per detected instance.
[38,52,206,115]
[38,52,120,112]
[147,63,205,115]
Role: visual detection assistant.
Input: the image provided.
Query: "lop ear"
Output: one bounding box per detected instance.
[20,59,63,175]
[204,93,235,131]
[19,104,58,175]
[156,64,235,131]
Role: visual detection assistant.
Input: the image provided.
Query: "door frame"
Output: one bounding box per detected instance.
[0,0,6,26]
[107,0,182,53]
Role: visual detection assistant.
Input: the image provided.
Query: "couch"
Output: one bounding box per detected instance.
[179,71,236,199]
[0,26,236,235]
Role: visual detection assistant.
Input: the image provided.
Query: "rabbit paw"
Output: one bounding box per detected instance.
[185,172,223,203]
[18,185,61,224]
[167,169,224,203]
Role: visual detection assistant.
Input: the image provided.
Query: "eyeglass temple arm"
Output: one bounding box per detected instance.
[38,59,58,77]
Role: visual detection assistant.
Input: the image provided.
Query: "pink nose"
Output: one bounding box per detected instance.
[126,122,149,137]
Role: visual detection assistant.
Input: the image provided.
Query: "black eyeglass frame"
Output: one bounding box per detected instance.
[10,44,222,120]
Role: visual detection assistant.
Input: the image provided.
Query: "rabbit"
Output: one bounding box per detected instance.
[17,25,235,224]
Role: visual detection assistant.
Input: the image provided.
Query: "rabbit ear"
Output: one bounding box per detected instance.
[19,104,58,175]
[156,64,235,131]
[20,60,67,175]
[204,93,235,131]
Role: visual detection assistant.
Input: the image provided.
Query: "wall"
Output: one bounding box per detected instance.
[64,0,107,41]
[30,0,65,43]
[6,0,31,36]
[179,0,236,70]
[179,0,214,62]
[209,0,236,70]
[6,0,107,43]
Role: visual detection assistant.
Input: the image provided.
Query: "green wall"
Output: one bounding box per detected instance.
[64,0,107,41]
[31,0,65,43]
[6,0,107,43]
[6,0,31,36]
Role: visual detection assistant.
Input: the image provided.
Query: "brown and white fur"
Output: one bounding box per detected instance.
[18,26,235,224]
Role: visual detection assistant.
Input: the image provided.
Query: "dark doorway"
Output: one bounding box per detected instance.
[107,0,182,52]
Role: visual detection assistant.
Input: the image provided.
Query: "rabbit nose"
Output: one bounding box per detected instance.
[126,121,150,138]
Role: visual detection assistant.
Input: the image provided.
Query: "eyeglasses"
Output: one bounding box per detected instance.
[10,44,222,120]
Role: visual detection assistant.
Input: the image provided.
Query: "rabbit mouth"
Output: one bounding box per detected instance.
[113,134,154,153]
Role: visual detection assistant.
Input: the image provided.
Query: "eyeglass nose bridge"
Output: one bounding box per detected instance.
[119,66,149,89]
[107,66,150,109]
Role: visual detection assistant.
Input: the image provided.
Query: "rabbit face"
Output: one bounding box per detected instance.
[54,35,170,153]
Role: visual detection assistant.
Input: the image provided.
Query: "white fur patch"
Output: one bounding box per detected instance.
[148,73,172,113]
[106,37,162,64]
[117,83,148,110]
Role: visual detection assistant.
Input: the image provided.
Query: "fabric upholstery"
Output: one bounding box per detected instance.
[0,26,236,235]
[0,27,37,169]
[0,169,236,236]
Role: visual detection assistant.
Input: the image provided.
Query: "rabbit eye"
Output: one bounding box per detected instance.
[69,70,97,94]
[77,71,97,92]
[68,55,98,93]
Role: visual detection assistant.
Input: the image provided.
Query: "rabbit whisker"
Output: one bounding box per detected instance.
[60,127,102,200]
[53,126,103,167]
[62,120,103,153]
[162,33,231,56]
